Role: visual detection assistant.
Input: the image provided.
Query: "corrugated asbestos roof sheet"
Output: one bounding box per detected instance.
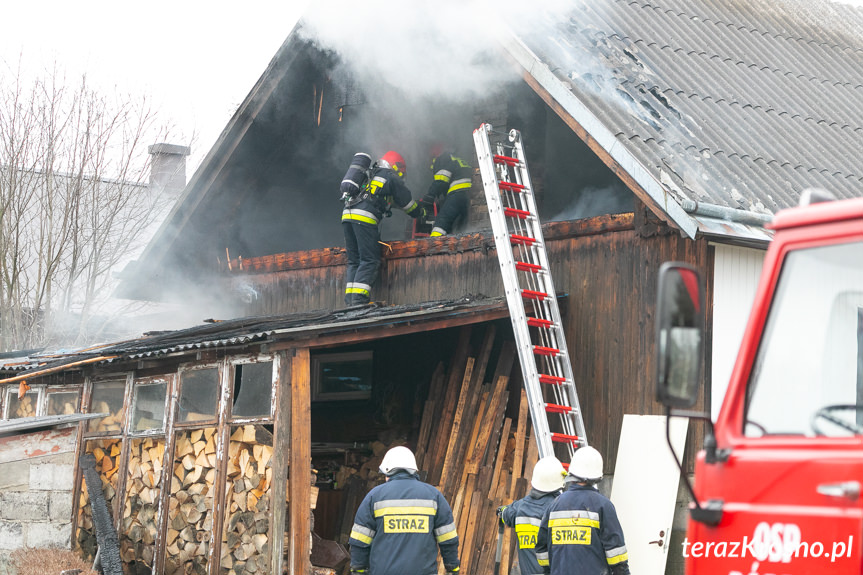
[509,0,863,233]
[0,296,505,377]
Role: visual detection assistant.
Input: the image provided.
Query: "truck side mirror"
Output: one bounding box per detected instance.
[656,262,704,408]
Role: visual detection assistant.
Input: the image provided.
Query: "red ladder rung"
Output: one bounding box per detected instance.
[499,181,527,192]
[510,234,536,246]
[504,207,532,219]
[493,154,520,166]
[551,432,580,444]
[522,289,549,301]
[538,374,566,385]
[527,317,553,328]
[515,261,543,273]
[545,403,572,414]
[534,345,561,356]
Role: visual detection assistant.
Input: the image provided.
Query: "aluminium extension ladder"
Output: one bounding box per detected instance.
[473,123,588,464]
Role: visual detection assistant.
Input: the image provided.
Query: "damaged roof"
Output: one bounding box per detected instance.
[0,296,507,379]
[505,0,863,238]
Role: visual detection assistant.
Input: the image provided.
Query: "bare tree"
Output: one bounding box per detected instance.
[0,62,180,351]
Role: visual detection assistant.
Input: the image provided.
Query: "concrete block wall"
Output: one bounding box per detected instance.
[0,451,76,559]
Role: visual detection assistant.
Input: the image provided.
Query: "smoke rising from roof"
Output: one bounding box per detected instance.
[297,0,575,100]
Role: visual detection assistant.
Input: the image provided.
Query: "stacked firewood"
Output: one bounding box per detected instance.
[121,437,165,574]
[220,424,274,575]
[414,325,538,575]
[164,427,219,575]
[13,394,36,417]
[46,393,78,415]
[91,400,124,433]
[76,438,123,560]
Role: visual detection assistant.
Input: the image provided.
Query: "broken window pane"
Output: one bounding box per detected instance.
[231,362,273,418]
[88,380,127,433]
[45,390,80,416]
[179,367,220,423]
[4,386,40,418]
[131,381,167,432]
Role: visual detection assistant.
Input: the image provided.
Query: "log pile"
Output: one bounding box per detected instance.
[121,437,165,574]
[46,392,78,415]
[91,400,124,433]
[220,424,274,575]
[164,427,219,575]
[12,393,36,417]
[75,438,123,560]
[414,325,538,575]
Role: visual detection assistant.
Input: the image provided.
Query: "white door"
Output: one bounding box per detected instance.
[609,414,688,575]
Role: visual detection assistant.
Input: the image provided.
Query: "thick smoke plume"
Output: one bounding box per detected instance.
[297,0,576,100]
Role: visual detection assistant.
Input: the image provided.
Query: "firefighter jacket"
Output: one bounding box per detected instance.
[349,471,460,575]
[343,166,423,226]
[501,488,561,575]
[535,483,630,575]
[423,152,473,204]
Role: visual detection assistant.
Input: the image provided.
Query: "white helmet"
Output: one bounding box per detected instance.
[531,455,566,492]
[379,446,418,476]
[567,446,603,483]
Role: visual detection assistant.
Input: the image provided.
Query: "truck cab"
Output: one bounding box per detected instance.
[657,196,863,574]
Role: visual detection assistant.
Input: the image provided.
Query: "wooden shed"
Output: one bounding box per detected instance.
[0,298,548,575]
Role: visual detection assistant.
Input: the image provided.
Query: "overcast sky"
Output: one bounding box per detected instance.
[0,1,307,174]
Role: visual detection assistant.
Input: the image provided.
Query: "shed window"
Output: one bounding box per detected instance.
[231,361,273,418]
[88,380,127,433]
[131,381,168,432]
[312,351,373,401]
[179,367,220,423]
[4,386,41,419]
[45,390,80,416]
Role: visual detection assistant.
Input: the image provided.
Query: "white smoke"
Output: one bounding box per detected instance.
[297,0,578,99]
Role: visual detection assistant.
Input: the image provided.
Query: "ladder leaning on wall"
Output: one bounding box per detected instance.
[472,123,588,465]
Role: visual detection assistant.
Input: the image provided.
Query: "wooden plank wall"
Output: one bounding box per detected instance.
[224,218,711,471]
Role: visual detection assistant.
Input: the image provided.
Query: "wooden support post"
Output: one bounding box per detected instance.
[271,352,292,575]
[289,348,311,575]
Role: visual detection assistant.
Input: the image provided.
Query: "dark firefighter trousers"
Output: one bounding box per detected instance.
[343,220,380,305]
[431,190,469,236]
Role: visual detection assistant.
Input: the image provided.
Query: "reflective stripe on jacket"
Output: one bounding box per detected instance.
[501,489,560,575]
[535,483,629,575]
[424,153,472,203]
[349,471,460,575]
[343,167,422,225]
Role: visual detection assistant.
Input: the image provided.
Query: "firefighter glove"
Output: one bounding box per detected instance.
[496,505,507,517]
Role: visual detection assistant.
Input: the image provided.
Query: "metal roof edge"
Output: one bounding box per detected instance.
[693,214,773,247]
[500,31,699,240]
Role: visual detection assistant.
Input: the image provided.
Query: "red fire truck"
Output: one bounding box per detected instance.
[656,193,863,574]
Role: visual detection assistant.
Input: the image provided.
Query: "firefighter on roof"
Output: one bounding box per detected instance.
[498,456,567,575]
[349,446,460,575]
[535,447,630,575]
[422,146,472,236]
[341,151,425,305]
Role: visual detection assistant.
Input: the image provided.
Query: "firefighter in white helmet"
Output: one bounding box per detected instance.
[497,455,567,575]
[349,446,460,575]
[535,446,630,575]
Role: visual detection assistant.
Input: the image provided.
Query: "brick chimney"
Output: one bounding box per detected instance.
[148,143,191,196]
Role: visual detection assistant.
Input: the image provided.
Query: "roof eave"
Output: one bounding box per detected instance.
[500,31,699,240]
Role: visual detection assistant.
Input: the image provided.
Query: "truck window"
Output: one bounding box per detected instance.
[746,241,863,437]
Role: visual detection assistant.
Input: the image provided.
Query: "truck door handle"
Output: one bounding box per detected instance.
[817,481,861,500]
